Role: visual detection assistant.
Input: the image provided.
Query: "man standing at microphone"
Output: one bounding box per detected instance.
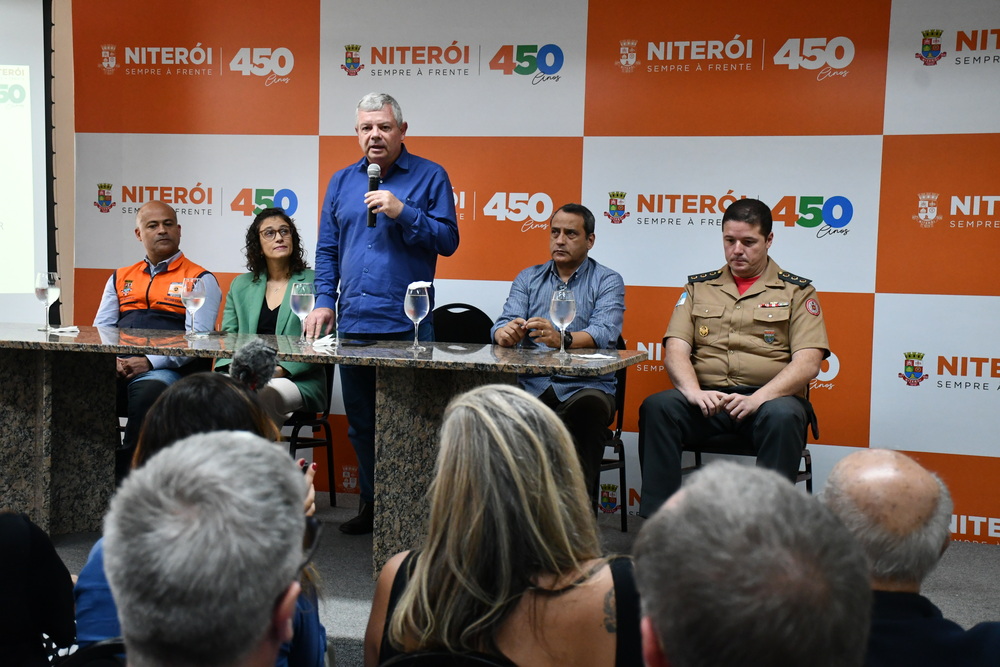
[305,92,459,534]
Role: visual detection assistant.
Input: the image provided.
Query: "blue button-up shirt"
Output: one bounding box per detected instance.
[491,257,625,399]
[315,145,459,334]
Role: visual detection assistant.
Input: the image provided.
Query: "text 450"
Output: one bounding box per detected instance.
[772,37,854,70]
[230,188,299,216]
[229,48,294,76]
[489,44,564,75]
[483,192,553,222]
[772,195,853,228]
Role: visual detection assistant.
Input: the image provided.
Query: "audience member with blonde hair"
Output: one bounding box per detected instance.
[822,449,1000,666]
[364,384,641,666]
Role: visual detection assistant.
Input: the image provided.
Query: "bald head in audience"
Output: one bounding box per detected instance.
[822,448,952,591]
[820,450,1000,667]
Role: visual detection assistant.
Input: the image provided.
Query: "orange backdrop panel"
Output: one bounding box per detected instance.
[73,0,319,135]
[878,133,1000,296]
[585,0,890,136]
[317,136,583,282]
[903,450,1000,546]
[807,291,872,448]
[620,285,683,433]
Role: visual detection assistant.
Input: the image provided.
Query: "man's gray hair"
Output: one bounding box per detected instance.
[103,431,305,667]
[357,92,404,126]
[822,463,953,586]
[634,461,871,667]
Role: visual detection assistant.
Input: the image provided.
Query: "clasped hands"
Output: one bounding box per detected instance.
[494,317,561,349]
[683,388,765,422]
[116,356,152,381]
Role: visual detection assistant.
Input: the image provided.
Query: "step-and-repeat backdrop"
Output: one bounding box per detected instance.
[72,0,1000,543]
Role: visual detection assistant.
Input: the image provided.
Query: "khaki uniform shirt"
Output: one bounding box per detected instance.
[664,259,829,390]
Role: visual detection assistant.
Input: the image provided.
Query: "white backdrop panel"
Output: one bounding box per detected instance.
[581,135,882,291]
[319,0,588,137]
[75,133,319,274]
[884,0,1000,135]
[870,293,1000,456]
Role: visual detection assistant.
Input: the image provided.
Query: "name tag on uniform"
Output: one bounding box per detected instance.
[167,282,183,298]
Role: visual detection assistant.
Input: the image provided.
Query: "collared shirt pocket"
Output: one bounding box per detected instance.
[692,304,726,346]
[751,306,790,350]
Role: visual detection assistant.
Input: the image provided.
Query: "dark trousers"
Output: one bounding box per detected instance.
[339,321,434,504]
[638,387,810,517]
[116,375,172,481]
[538,386,616,506]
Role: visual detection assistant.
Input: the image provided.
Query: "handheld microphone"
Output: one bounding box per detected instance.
[367,163,381,228]
[231,337,277,392]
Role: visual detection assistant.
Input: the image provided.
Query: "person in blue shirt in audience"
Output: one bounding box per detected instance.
[305,91,459,535]
[492,203,625,506]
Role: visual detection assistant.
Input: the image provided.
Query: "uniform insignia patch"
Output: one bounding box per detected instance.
[675,291,687,308]
[763,329,776,344]
[805,298,821,316]
[699,325,709,337]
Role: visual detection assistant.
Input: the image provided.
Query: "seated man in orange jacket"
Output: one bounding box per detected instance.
[93,201,221,477]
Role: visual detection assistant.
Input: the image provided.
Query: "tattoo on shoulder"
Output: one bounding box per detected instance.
[603,588,617,633]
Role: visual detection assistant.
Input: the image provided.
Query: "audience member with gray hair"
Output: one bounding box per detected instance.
[822,448,1000,666]
[634,461,871,667]
[103,431,311,667]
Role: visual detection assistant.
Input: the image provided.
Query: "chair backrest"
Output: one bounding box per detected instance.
[611,335,628,435]
[432,303,494,344]
[317,363,335,419]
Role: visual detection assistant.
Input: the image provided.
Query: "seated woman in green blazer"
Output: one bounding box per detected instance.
[216,208,328,425]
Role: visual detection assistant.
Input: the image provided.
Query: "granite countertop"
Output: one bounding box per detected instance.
[0,324,647,376]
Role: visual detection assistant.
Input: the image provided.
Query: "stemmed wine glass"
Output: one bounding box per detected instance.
[404,284,430,352]
[549,287,576,359]
[290,282,316,345]
[180,277,207,338]
[35,272,61,331]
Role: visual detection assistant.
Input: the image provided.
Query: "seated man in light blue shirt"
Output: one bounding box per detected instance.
[93,201,221,477]
[492,203,625,504]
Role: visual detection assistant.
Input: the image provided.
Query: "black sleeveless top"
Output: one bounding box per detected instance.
[378,553,642,666]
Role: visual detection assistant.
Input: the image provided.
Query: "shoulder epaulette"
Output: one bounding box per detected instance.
[778,271,812,287]
[688,269,723,283]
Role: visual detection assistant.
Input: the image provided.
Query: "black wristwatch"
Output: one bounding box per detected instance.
[563,330,573,350]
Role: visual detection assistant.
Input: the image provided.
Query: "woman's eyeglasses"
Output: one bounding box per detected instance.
[260,227,292,241]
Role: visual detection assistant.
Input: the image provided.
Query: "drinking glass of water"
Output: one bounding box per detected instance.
[181,277,207,338]
[404,284,430,352]
[549,288,576,359]
[290,282,316,345]
[35,272,60,331]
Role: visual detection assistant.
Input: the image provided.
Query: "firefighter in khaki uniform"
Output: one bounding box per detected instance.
[638,198,829,517]
[93,201,221,478]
